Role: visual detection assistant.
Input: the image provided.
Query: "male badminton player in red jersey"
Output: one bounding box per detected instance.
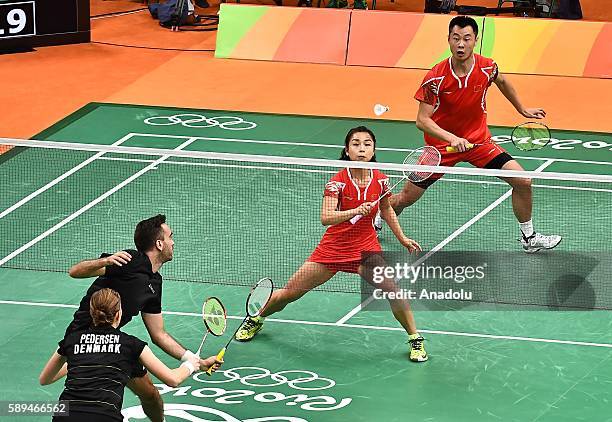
[234,126,429,362]
[381,16,561,253]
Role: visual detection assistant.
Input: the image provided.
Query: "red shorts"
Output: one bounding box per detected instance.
[306,258,361,274]
[415,142,513,189]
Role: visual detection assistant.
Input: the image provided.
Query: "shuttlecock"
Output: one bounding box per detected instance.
[374,104,389,116]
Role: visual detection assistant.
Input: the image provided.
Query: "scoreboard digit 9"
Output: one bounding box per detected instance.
[0,0,89,50]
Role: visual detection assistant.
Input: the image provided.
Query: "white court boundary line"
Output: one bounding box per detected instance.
[1,299,611,349]
[0,134,133,220]
[126,132,612,167]
[0,137,199,267]
[335,159,555,325]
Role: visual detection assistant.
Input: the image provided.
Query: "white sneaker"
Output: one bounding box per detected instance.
[520,232,562,253]
[374,211,383,232]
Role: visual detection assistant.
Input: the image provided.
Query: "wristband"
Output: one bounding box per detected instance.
[180,360,196,375]
[181,350,196,362]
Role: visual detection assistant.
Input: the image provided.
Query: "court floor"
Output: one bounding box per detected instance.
[1,103,612,421]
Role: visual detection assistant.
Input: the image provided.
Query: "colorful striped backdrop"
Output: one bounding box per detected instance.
[216,5,611,78]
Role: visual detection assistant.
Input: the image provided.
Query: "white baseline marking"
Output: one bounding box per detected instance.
[335,159,556,325]
[1,299,611,349]
[0,138,198,267]
[0,134,133,220]
[127,132,612,166]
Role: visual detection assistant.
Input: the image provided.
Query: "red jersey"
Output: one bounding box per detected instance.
[309,168,389,263]
[414,54,499,149]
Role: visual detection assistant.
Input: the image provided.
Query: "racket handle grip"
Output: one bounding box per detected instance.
[446,143,474,153]
[350,214,363,225]
[206,348,226,376]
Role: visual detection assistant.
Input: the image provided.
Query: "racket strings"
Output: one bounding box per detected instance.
[203,298,227,336]
[403,146,441,182]
[512,122,551,151]
[247,278,273,317]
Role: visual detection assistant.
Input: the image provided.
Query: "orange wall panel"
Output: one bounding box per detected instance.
[346,12,425,67]
[231,8,302,60]
[583,23,612,78]
[273,9,351,65]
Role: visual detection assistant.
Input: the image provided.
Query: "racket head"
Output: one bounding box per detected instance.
[402,146,441,183]
[202,297,227,337]
[246,277,274,317]
[511,122,551,151]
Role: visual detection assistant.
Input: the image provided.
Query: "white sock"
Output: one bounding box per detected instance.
[519,219,534,238]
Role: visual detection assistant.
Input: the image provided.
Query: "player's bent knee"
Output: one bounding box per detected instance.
[395,191,415,208]
[513,177,532,190]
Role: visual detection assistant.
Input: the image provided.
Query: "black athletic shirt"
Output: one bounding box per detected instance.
[56,326,147,421]
[65,250,163,335]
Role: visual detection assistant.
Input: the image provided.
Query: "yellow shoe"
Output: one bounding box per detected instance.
[408,335,428,362]
[235,316,265,342]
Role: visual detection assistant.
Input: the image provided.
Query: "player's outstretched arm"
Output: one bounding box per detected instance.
[39,351,67,385]
[139,346,200,387]
[379,197,421,253]
[142,312,187,360]
[142,313,224,373]
[494,73,546,119]
[68,251,132,278]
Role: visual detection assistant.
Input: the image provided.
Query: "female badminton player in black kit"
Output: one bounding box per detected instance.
[39,288,218,421]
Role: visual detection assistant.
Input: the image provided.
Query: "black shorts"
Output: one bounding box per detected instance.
[484,152,514,171]
[131,363,147,378]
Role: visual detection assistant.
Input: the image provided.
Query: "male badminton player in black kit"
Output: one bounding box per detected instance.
[44,214,221,422]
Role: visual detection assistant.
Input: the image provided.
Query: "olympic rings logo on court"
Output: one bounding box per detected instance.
[193,366,335,391]
[143,114,257,131]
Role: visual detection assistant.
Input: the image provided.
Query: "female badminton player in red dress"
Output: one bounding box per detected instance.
[235,126,428,362]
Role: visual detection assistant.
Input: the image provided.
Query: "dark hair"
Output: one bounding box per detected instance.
[339,126,377,162]
[448,16,478,37]
[90,288,121,327]
[134,214,166,252]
